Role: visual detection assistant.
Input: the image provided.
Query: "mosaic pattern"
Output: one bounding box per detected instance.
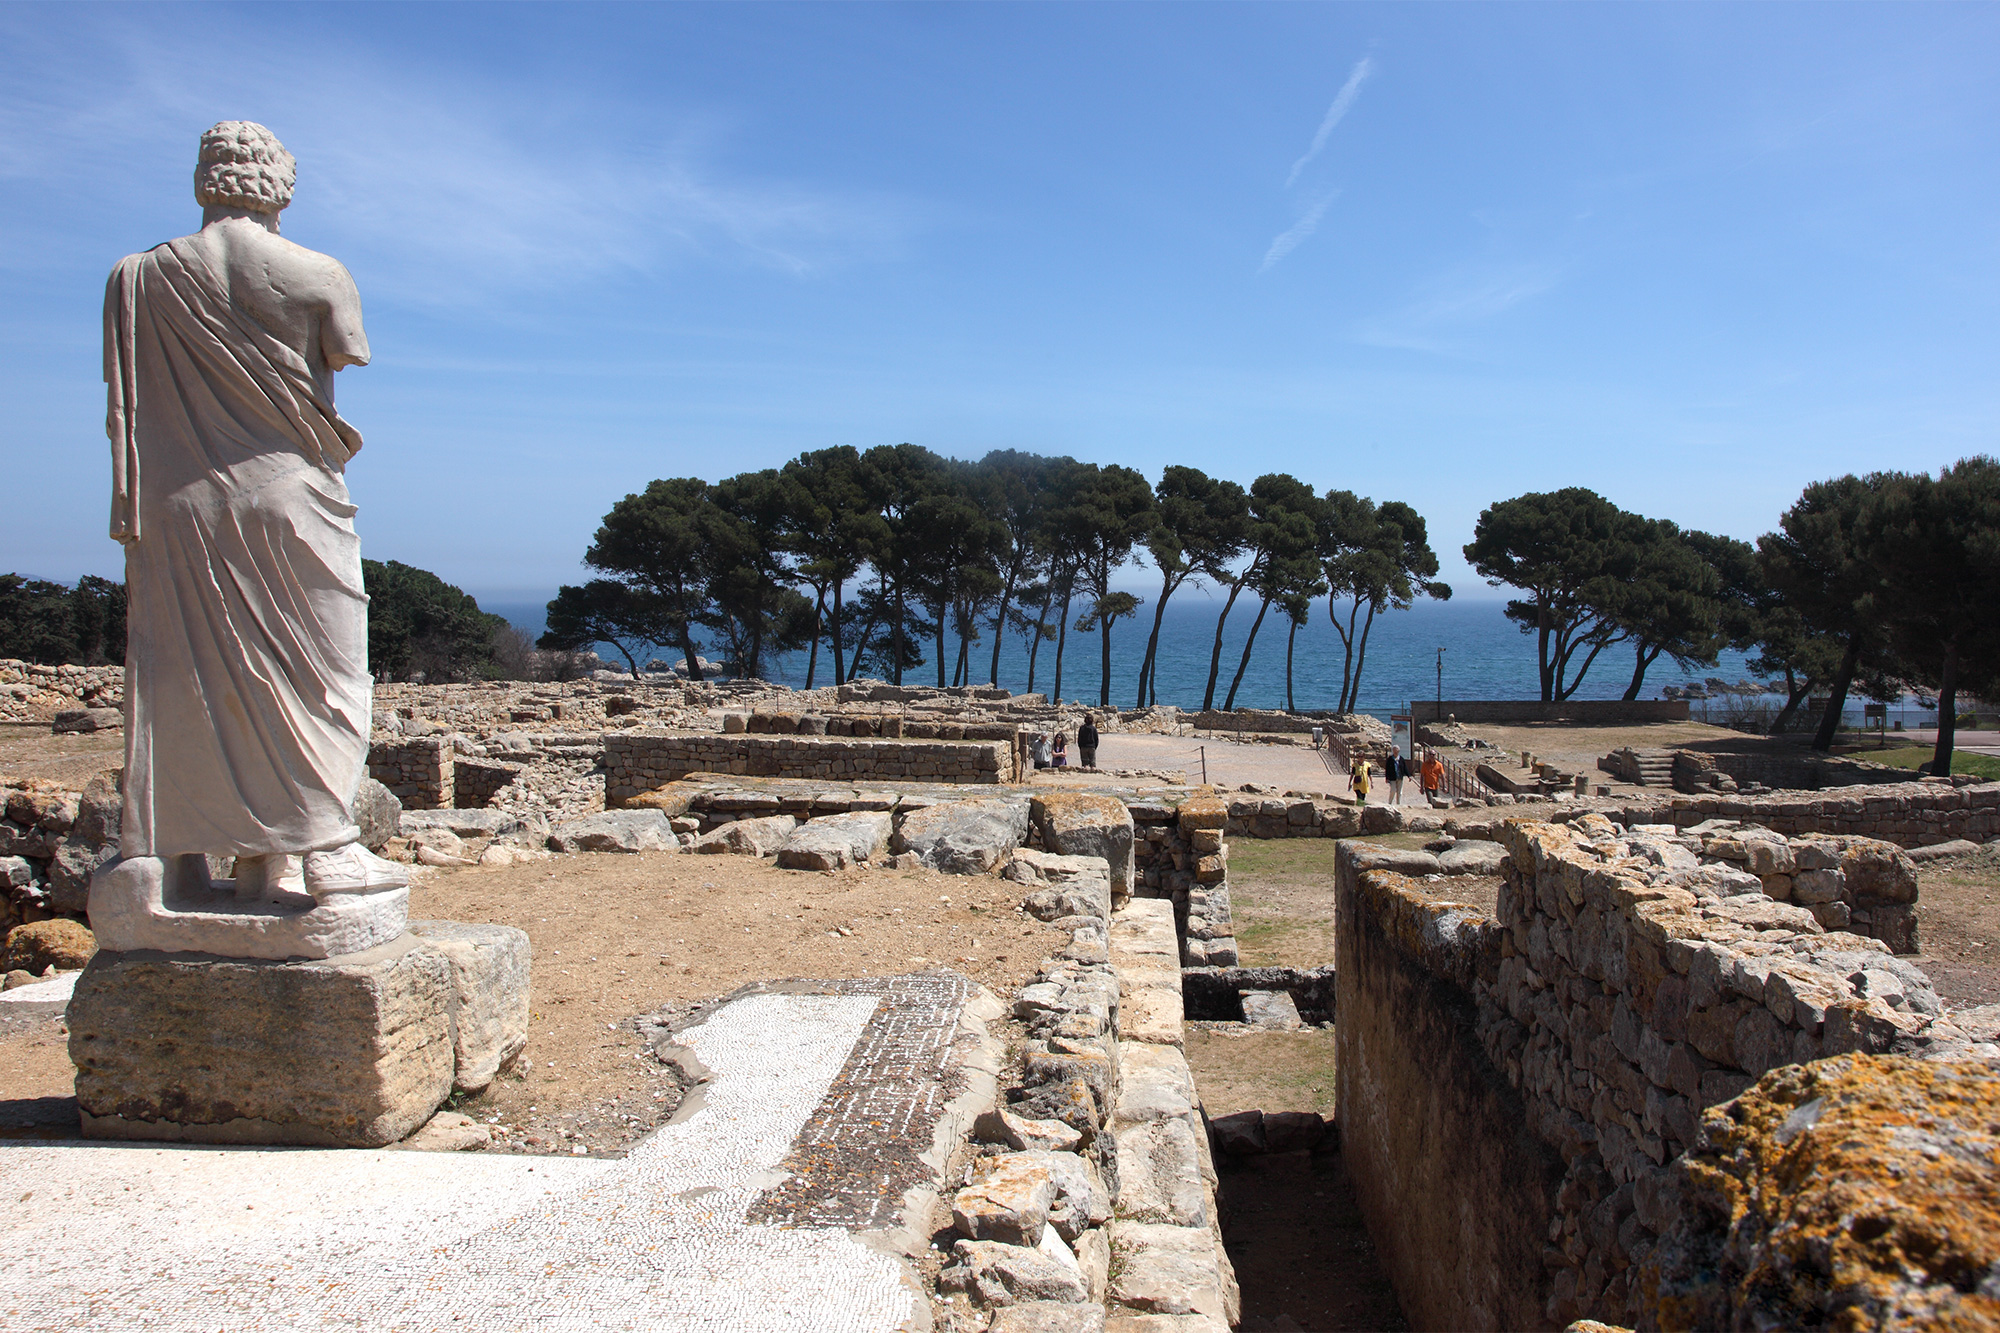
[0,992,921,1332]
[749,972,973,1230]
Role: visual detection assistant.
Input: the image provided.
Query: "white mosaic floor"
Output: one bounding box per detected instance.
[0,992,922,1332]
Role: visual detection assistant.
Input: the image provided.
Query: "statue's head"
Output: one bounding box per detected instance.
[193,121,296,216]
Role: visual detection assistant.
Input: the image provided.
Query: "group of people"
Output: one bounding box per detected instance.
[1347,747,1447,807]
[1030,715,1101,772]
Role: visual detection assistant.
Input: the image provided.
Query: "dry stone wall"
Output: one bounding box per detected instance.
[0,660,123,723]
[1334,818,2000,1330]
[603,733,1014,802]
[1127,796,1237,967]
[367,737,452,810]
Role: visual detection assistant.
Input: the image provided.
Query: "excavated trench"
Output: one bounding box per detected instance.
[1181,967,1407,1331]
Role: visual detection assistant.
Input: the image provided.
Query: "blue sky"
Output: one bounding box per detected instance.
[4,2,1998,608]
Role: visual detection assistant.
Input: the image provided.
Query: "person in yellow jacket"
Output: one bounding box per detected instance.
[1351,756,1371,807]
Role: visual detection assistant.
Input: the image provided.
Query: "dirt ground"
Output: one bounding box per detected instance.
[1222,1148,1409,1333]
[0,852,1065,1155]
[1910,847,2000,1007]
[0,722,121,787]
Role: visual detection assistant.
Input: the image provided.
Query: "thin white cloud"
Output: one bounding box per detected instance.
[1260,193,1338,272]
[0,13,920,308]
[1349,265,1560,352]
[1285,58,1374,189]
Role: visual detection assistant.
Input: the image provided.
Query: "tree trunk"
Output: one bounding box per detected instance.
[1931,639,1961,777]
[1537,599,1555,702]
[1203,582,1246,711]
[803,587,825,689]
[1026,583,1056,695]
[988,565,1018,686]
[1330,594,1361,714]
[1285,617,1299,712]
[1223,595,1272,711]
[1769,666,1811,735]
[830,579,846,685]
[1099,604,1114,708]
[1623,641,1662,702]
[892,578,906,685]
[1811,638,1862,752]
[935,601,948,687]
[1052,587,1075,704]
[680,622,704,683]
[1137,571,1178,707]
[1350,601,1379,715]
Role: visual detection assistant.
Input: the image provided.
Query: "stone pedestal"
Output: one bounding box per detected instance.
[88,855,407,961]
[68,925,530,1147]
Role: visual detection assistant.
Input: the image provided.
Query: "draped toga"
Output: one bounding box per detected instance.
[104,236,371,859]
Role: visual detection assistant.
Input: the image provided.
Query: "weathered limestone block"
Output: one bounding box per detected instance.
[68,934,456,1147]
[955,1154,1055,1246]
[694,814,798,856]
[1032,793,1136,903]
[1107,1222,1229,1320]
[1439,841,1508,876]
[1343,845,1441,877]
[941,1237,1090,1306]
[774,810,891,871]
[88,855,408,961]
[549,810,676,853]
[1640,1054,2000,1332]
[976,1105,1084,1154]
[353,777,402,852]
[894,797,1029,874]
[989,1303,1106,1333]
[405,919,530,1092]
[1113,1118,1209,1226]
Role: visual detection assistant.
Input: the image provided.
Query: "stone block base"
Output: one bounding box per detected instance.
[406,919,531,1092]
[88,855,407,961]
[67,927,526,1147]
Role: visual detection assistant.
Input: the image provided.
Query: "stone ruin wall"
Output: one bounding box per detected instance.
[1334,819,2000,1330]
[1127,794,1237,967]
[601,734,1016,801]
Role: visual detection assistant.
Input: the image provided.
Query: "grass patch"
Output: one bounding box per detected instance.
[1852,746,2000,782]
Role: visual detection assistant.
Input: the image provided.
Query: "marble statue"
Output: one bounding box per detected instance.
[92,121,407,958]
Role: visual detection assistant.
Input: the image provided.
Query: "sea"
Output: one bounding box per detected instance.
[479,592,1787,722]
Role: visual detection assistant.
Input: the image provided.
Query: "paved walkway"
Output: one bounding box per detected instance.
[1066,732,1428,805]
[1,981,970,1332]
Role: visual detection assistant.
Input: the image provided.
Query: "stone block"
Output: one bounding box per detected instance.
[894,797,1030,874]
[1107,1222,1228,1320]
[1032,793,1136,902]
[68,934,455,1147]
[694,814,798,856]
[774,810,892,872]
[976,1105,1084,1154]
[941,1237,1089,1307]
[1261,1110,1327,1154]
[956,1154,1055,1246]
[549,810,677,853]
[989,1303,1106,1333]
[88,855,407,961]
[1113,1118,1208,1226]
[405,919,530,1092]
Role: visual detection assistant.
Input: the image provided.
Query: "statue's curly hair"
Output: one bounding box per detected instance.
[193,121,296,215]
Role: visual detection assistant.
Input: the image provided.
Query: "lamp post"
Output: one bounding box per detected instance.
[1436,647,1446,722]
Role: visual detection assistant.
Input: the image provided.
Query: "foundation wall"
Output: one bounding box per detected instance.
[367,738,452,810]
[1334,819,1994,1329]
[603,733,1014,803]
[1411,700,1691,724]
[1334,848,1563,1330]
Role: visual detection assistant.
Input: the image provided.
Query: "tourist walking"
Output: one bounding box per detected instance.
[1387,751,1406,804]
[1078,715,1100,770]
[1351,755,1371,806]
[1421,749,1445,804]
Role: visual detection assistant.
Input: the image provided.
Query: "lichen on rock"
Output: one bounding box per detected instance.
[1640,1053,2000,1331]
